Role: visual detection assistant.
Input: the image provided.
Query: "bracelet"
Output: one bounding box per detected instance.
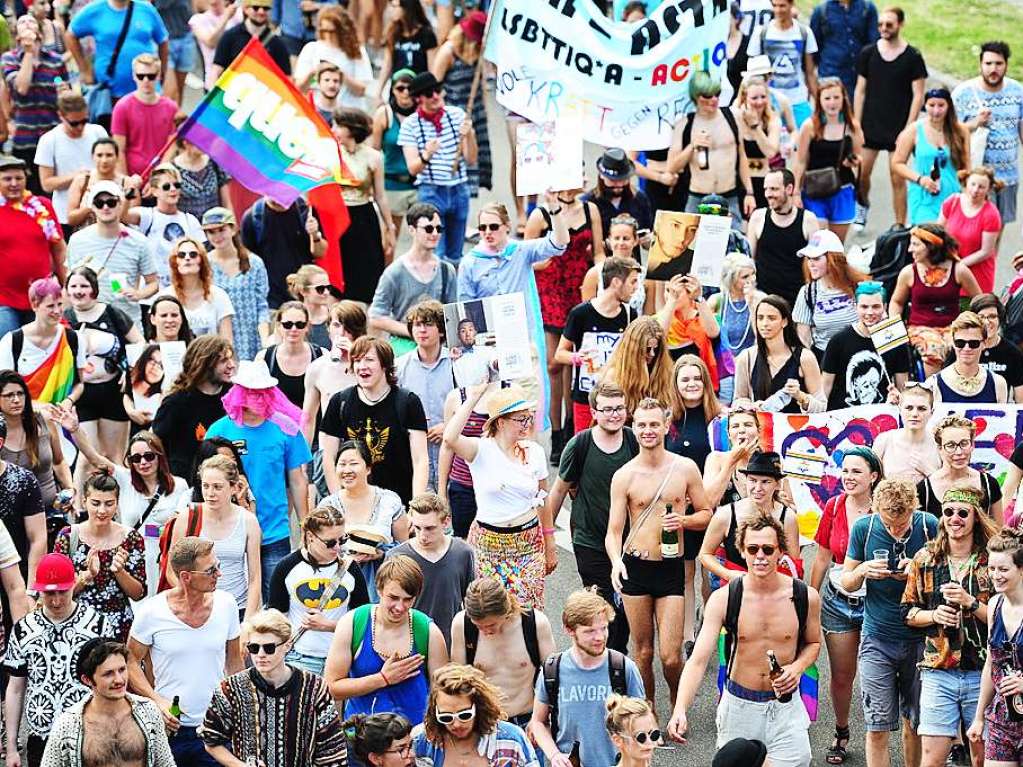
[571,352,582,367]
[916,174,923,185]
[379,670,391,686]
[542,527,557,535]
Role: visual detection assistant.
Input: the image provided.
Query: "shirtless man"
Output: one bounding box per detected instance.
[451,577,556,728]
[667,71,756,228]
[43,638,175,767]
[872,384,941,482]
[606,397,712,705]
[668,515,822,767]
[301,301,362,446]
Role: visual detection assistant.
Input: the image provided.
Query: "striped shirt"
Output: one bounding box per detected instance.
[791,280,858,353]
[1,46,66,148]
[397,105,469,186]
[67,225,158,324]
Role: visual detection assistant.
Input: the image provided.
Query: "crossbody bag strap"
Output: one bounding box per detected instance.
[132,491,163,532]
[622,459,676,553]
[105,1,136,82]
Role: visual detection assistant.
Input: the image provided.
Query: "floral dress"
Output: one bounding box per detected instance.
[533,206,594,332]
[55,526,146,642]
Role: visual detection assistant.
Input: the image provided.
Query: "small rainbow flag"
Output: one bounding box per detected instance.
[177,37,350,208]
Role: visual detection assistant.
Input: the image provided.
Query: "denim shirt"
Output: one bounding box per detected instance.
[810,0,879,93]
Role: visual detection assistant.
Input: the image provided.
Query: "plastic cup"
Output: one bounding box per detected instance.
[872,550,889,565]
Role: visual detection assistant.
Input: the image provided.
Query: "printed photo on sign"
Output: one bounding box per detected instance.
[514,121,584,197]
[443,293,534,386]
[126,341,185,394]
[645,211,700,282]
[123,343,166,416]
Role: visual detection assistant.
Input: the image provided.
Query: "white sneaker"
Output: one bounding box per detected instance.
[853,203,868,230]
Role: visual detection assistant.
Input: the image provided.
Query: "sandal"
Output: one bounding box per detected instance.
[826,726,850,765]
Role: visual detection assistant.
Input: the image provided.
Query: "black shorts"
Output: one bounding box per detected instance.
[621,553,685,598]
[864,136,897,152]
[77,378,128,422]
[683,527,706,562]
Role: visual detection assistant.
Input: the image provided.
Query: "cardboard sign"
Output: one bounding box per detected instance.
[514,121,583,197]
[444,293,535,387]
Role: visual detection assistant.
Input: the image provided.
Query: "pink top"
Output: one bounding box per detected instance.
[941,194,1002,293]
[110,95,179,176]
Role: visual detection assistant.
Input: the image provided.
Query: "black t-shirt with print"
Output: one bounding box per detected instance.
[152,388,228,479]
[561,301,633,404]
[822,325,910,410]
[392,26,438,74]
[942,337,1023,389]
[320,386,427,505]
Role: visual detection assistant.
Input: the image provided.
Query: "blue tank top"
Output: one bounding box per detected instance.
[907,121,960,225]
[346,606,430,723]
[934,370,997,403]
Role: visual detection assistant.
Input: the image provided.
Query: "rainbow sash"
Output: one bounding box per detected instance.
[25,329,76,404]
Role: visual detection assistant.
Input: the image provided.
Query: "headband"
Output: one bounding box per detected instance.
[925,87,952,101]
[910,226,944,246]
[842,446,882,477]
[942,487,983,510]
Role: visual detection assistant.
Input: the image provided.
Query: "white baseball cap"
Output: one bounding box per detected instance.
[797,229,845,258]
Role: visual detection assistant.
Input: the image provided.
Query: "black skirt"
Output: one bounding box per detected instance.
[339,202,385,304]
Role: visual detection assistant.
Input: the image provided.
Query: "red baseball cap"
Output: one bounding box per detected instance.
[32,553,76,592]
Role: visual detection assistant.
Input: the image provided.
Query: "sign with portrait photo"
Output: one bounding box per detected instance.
[443,293,535,387]
[515,121,584,197]
[645,210,731,285]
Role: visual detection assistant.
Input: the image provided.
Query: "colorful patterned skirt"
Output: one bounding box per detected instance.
[468,519,545,609]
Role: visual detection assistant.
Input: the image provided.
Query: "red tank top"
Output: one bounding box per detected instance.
[908,263,960,327]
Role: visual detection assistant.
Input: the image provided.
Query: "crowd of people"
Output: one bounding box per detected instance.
[0,0,1019,766]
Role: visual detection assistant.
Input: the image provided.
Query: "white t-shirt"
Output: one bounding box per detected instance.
[467,437,548,526]
[112,466,190,598]
[747,21,818,106]
[156,285,235,337]
[0,327,88,378]
[33,124,109,223]
[129,589,240,727]
[295,41,375,112]
[188,8,242,91]
[134,208,205,287]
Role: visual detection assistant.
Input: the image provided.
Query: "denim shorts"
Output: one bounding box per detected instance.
[286,649,326,676]
[917,668,982,738]
[167,35,197,71]
[820,578,864,635]
[858,632,924,732]
[803,183,857,225]
[994,182,1018,224]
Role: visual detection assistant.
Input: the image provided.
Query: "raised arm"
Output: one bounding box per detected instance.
[441,384,486,462]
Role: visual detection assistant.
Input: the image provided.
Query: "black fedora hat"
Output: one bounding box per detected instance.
[595,148,633,181]
[737,451,784,479]
[712,738,768,767]
[409,72,441,98]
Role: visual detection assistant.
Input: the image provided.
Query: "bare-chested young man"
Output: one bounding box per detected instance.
[668,515,822,767]
[451,577,556,728]
[667,71,756,227]
[42,639,175,767]
[873,384,941,482]
[606,397,712,706]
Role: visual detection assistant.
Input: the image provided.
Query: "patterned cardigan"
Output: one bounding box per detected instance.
[40,693,175,767]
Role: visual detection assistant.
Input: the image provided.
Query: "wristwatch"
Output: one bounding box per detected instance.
[968,597,981,613]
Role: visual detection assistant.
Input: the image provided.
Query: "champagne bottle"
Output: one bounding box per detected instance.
[568,741,581,767]
[660,502,679,559]
[1004,642,1023,723]
[169,695,182,718]
[696,146,710,170]
[767,650,793,703]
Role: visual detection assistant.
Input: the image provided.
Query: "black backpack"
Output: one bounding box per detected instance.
[560,427,639,485]
[869,225,912,306]
[463,609,542,669]
[12,328,80,382]
[721,576,808,680]
[542,649,628,737]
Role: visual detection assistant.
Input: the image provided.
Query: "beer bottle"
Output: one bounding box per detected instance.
[568,741,581,767]
[661,503,680,559]
[929,157,942,195]
[696,146,710,170]
[169,695,182,719]
[1004,642,1023,723]
[767,650,793,703]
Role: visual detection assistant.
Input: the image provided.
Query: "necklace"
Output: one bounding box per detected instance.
[723,295,752,351]
[949,364,984,395]
[361,385,391,405]
[370,606,414,665]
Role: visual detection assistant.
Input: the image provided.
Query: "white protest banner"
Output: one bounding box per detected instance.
[869,315,910,354]
[689,213,731,287]
[443,293,535,387]
[709,404,1023,536]
[515,121,584,196]
[485,0,730,150]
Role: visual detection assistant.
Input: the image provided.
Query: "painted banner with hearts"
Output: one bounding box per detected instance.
[712,404,1023,538]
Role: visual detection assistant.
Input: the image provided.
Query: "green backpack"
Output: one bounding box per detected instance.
[350,604,432,660]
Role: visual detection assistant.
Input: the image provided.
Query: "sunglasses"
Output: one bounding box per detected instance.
[478,223,502,232]
[419,224,444,234]
[280,320,308,330]
[190,562,220,577]
[418,87,441,98]
[745,544,777,556]
[313,532,349,548]
[134,72,158,81]
[245,640,285,655]
[128,451,158,464]
[159,182,182,191]
[176,250,201,260]
[93,196,120,209]
[942,508,971,519]
[64,118,87,127]
[435,705,475,724]
[953,338,982,349]
[313,285,332,294]
[624,729,663,745]
[942,439,973,453]
[393,84,410,92]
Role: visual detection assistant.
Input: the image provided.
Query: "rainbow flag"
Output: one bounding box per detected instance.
[25,329,76,404]
[177,37,350,208]
[716,630,819,721]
